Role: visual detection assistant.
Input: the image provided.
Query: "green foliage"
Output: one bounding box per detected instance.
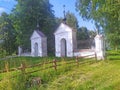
[11,0,56,52]
[0,57,55,70]
[77,27,89,40]
[107,50,120,60]
[1,52,120,90]
[66,11,79,29]
[55,11,79,30]
[0,47,7,58]
[107,32,120,50]
[0,12,17,55]
[0,57,77,90]
[88,30,96,38]
[77,27,96,40]
[76,0,120,49]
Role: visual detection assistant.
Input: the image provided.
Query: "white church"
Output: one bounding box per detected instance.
[18,5,105,60]
[18,21,105,60]
[54,23,77,57]
[30,30,47,57]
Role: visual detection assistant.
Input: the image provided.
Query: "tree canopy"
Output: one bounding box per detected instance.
[0,12,16,56]
[0,0,57,56]
[11,0,56,48]
[76,0,120,49]
[66,11,79,29]
[77,27,89,40]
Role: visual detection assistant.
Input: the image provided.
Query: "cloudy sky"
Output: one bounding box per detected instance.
[0,0,95,30]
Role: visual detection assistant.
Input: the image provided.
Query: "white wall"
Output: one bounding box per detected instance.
[31,31,47,57]
[72,31,77,50]
[55,32,74,57]
[74,50,95,58]
[41,37,47,56]
[31,38,42,57]
[55,27,74,57]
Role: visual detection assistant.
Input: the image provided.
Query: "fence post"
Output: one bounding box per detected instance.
[95,52,97,61]
[53,59,57,71]
[20,63,26,74]
[76,56,79,66]
[5,62,9,72]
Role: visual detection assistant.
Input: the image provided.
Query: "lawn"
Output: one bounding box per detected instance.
[0,50,120,90]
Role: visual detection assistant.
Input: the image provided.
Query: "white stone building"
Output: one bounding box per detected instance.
[30,30,47,57]
[54,23,77,57]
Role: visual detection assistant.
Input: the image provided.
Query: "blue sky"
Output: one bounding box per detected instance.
[0,0,95,30]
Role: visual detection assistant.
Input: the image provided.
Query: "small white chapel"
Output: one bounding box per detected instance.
[54,23,77,57]
[30,26,47,57]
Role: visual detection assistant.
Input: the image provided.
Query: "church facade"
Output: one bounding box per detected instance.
[54,23,77,57]
[30,30,47,57]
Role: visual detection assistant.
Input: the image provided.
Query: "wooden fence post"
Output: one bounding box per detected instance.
[20,63,26,74]
[53,59,57,71]
[5,62,9,72]
[76,57,79,66]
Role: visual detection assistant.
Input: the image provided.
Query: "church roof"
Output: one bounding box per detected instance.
[95,34,103,38]
[30,30,46,40]
[54,23,77,35]
[35,30,46,37]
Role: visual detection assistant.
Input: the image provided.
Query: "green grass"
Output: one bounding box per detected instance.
[0,57,55,70]
[0,56,76,70]
[107,50,120,60]
[0,50,120,90]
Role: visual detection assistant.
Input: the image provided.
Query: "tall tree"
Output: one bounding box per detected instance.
[76,0,120,49]
[11,0,56,52]
[0,12,16,56]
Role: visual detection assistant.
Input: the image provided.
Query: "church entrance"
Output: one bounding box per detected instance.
[61,38,67,57]
[34,43,38,56]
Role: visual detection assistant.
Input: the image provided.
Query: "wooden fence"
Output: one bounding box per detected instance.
[0,54,97,75]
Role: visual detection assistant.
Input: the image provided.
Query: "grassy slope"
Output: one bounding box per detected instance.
[45,60,120,90]
[0,51,120,90]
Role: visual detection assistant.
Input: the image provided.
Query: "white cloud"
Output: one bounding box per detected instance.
[0,7,5,15]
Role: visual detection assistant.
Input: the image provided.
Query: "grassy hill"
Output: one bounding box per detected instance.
[0,51,120,90]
